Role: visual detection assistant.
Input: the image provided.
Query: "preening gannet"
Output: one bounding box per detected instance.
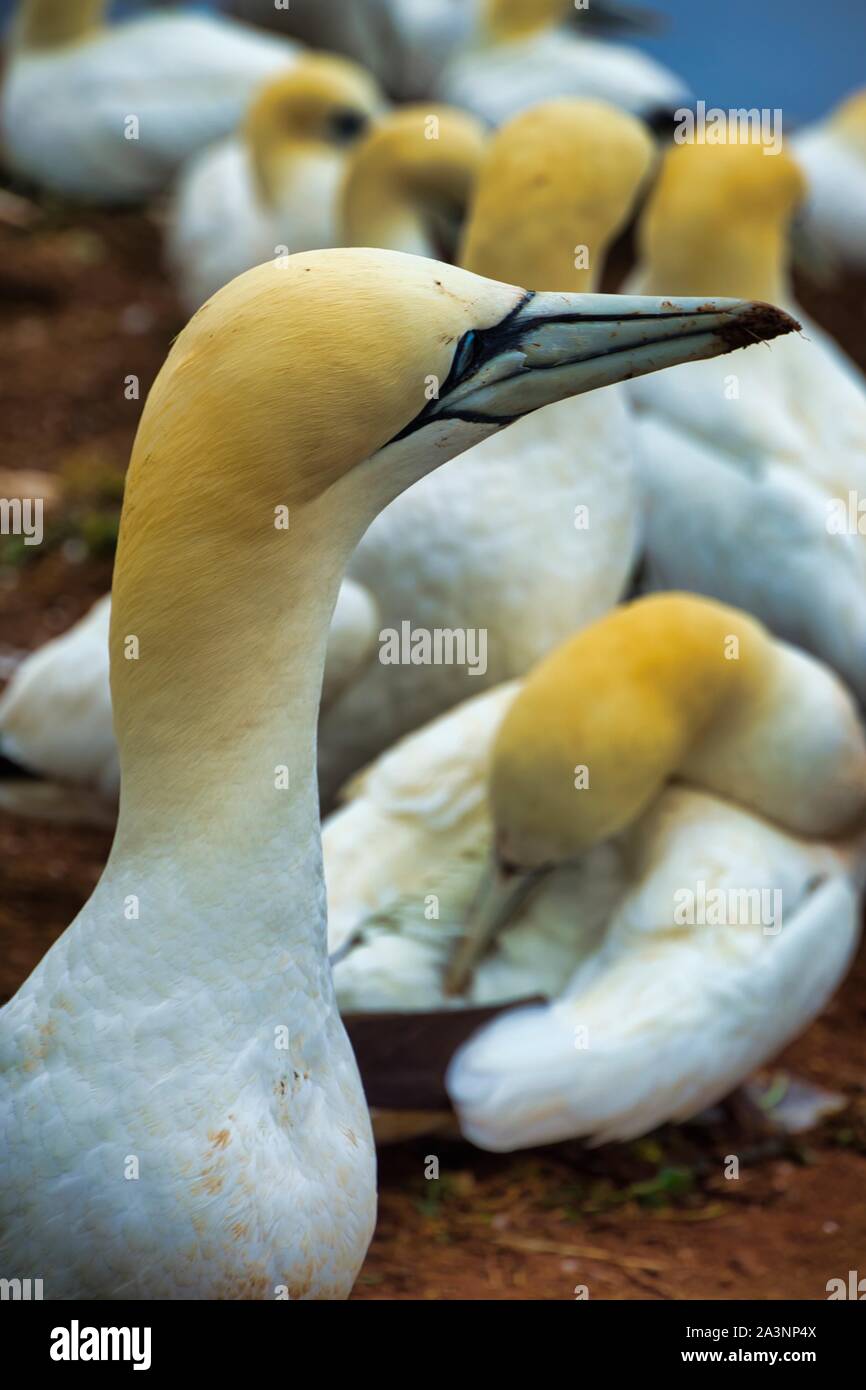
[436,0,690,130]
[793,88,866,277]
[0,0,299,202]
[318,99,657,801]
[0,250,792,1297]
[326,595,866,1151]
[626,137,866,702]
[167,56,385,315]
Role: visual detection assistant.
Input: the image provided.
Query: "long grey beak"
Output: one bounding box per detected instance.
[411,292,798,434]
[445,856,550,997]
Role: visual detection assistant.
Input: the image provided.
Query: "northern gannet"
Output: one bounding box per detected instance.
[626,138,866,702]
[326,595,866,1150]
[229,0,471,103]
[0,0,300,202]
[340,104,487,259]
[229,0,686,116]
[436,0,690,130]
[0,104,488,818]
[793,89,866,277]
[0,252,795,1296]
[167,57,384,315]
[318,99,658,801]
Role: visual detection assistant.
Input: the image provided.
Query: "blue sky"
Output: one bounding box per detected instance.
[2,0,863,124]
[629,0,866,125]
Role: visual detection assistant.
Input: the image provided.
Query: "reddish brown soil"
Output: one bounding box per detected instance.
[1,200,865,1302]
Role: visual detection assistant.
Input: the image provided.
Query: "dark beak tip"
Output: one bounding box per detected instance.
[720,301,802,351]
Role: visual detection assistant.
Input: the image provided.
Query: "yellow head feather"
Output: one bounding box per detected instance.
[460,99,656,291]
[638,138,806,301]
[485,0,570,41]
[244,56,383,207]
[16,0,106,48]
[489,594,774,869]
[340,105,487,257]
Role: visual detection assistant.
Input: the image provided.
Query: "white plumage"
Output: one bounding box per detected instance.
[1,4,299,201]
[794,89,866,275]
[438,26,689,128]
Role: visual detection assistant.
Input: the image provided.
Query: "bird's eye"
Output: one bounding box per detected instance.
[329,109,369,144]
[450,329,479,383]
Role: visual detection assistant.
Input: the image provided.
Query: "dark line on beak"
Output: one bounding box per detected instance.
[387,301,797,445]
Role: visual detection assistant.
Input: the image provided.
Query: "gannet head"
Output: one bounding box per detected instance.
[638,138,807,300]
[460,98,656,290]
[831,88,866,157]
[340,105,487,259]
[119,248,796,539]
[244,56,384,207]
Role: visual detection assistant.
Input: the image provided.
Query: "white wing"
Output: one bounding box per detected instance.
[0,595,116,794]
[439,31,690,126]
[447,791,857,1149]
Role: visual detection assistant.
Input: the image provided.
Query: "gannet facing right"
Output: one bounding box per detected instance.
[0,0,299,202]
[0,251,793,1297]
[436,0,691,129]
[227,0,670,105]
[626,137,866,702]
[0,104,487,823]
[325,595,866,1151]
[167,56,385,314]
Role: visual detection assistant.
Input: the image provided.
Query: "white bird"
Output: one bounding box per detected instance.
[339,103,487,259]
[167,56,385,315]
[229,0,471,103]
[0,251,787,1297]
[625,136,866,702]
[436,0,690,130]
[793,88,866,277]
[229,0,686,117]
[326,594,866,1150]
[319,98,659,802]
[0,0,300,202]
